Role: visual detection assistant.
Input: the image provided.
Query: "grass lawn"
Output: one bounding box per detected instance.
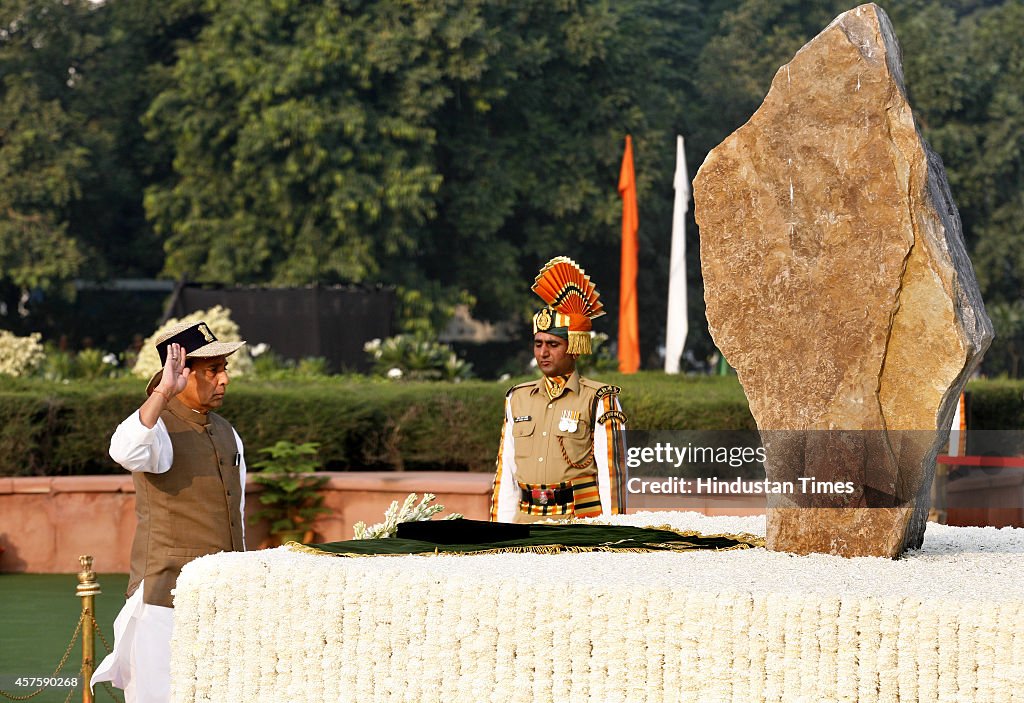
[0,573,128,702]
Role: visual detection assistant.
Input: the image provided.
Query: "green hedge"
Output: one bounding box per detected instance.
[964,378,1024,430]
[2,373,1018,477]
[0,373,755,476]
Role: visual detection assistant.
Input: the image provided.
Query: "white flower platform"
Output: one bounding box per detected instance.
[170,512,1024,702]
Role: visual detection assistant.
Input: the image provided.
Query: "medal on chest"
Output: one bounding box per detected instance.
[558,410,580,433]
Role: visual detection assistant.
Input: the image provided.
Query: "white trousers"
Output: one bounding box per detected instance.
[91,582,173,703]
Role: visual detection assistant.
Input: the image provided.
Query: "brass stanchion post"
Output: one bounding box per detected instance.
[76,556,101,703]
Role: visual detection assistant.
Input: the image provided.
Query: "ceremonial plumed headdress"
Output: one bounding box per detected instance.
[531,257,605,355]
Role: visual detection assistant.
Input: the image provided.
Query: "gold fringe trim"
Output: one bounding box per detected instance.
[608,523,766,550]
[285,527,764,559]
[567,331,591,356]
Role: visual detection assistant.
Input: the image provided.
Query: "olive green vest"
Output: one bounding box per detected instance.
[128,397,244,608]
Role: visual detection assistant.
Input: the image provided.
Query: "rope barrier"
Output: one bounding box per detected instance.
[87,615,114,656]
[0,613,82,701]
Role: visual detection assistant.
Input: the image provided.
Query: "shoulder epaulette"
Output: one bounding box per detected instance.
[578,377,617,393]
[506,381,535,397]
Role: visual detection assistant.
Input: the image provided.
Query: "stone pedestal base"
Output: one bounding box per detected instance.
[767,506,913,557]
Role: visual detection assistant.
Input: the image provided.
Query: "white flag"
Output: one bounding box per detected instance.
[664,135,690,373]
[947,392,966,456]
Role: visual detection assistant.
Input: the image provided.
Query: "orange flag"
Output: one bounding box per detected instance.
[618,135,640,373]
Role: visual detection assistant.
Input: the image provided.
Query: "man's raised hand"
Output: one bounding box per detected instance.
[160,342,190,397]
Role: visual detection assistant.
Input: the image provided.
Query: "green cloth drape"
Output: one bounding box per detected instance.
[292,522,764,557]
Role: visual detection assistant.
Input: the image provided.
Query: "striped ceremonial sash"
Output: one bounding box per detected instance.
[517,476,600,517]
[571,477,601,518]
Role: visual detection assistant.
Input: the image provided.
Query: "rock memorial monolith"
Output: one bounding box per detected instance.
[693,3,993,557]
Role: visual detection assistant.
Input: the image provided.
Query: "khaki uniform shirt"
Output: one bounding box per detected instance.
[489,371,626,522]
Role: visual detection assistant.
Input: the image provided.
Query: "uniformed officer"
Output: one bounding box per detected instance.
[490,257,627,522]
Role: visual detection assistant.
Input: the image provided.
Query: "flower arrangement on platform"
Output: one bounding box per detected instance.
[352,492,463,539]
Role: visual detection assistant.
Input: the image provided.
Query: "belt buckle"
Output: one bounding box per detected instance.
[532,488,555,505]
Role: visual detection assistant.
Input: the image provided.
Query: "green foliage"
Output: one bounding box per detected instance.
[73,349,119,380]
[0,1,99,297]
[2,374,1022,477]
[984,301,1024,376]
[397,283,475,336]
[295,357,330,377]
[966,378,1024,430]
[249,440,330,535]
[365,334,473,381]
[574,333,618,377]
[38,348,77,381]
[250,345,286,376]
[0,373,758,476]
[0,0,203,327]
[0,74,87,291]
[144,0,458,286]
[139,0,685,339]
[947,1,1024,306]
[35,345,123,381]
[250,344,331,379]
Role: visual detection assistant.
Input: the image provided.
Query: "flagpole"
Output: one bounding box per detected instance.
[664,135,690,374]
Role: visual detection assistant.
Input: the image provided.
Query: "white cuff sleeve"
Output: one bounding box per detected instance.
[496,399,519,523]
[108,411,173,474]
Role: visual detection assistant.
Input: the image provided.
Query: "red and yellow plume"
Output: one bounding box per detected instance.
[531,256,605,355]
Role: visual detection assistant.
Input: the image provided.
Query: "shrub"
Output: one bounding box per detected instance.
[364,334,472,381]
[0,373,751,476]
[0,331,45,377]
[249,441,330,537]
[2,373,1015,477]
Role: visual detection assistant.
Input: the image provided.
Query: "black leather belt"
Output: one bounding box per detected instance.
[521,486,573,506]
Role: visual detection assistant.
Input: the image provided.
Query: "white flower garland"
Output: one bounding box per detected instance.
[170,512,1024,702]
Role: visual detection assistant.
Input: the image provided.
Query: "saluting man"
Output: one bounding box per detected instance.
[490,257,627,522]
[92,321,245,703]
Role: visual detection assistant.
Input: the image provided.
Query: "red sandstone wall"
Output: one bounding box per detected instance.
[0,473,494,574]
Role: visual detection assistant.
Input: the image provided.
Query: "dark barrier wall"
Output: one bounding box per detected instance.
[174,285,396,373]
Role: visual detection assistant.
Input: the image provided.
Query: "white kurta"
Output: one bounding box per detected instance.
[91,411,245,703]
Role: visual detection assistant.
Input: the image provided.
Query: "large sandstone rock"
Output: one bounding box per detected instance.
[693,3,993,557]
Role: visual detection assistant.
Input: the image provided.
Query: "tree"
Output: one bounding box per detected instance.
[0,0,206,338]
[66,0,208,281]
[953,1,1024,305]
[144,0,472,287]
[0,1,92,310]
[0,77,86,294]
[143,0,693,346]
